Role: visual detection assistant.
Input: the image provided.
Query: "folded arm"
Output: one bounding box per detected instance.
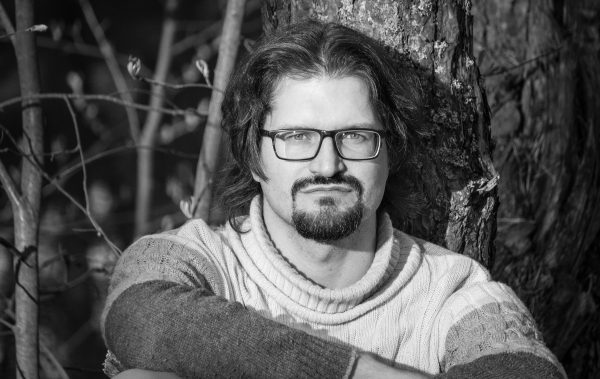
[102,228,360,378]
[104,279,357,378]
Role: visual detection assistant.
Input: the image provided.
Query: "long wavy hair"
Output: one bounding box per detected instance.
[217,20,424,232]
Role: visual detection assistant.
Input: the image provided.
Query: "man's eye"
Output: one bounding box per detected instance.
[283,131,312,141]
[342,132,366,141]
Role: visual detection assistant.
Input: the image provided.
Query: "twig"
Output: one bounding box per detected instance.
[483,45,564,77]
[0,3,15,45]
[171,20,222,56]
[170,0,261,56]
[2,112,122,256]
[0,92,204,117]
[0,23,46,40]
[65,96,111,251]
[128,56,218,91]
[192,0,246,220]
[46,144,198,187]
[0,159,22,211]
[0,236,21,258]
[40,268,106,294]
[3,124,199,197]
[47,171,121,255]
[64,96,122,256]
[138,76,219,92]
[0,318,15,331]
[40,339,70,379]
[78,0,141,142]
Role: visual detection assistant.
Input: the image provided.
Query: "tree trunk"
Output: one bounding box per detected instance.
[473,1,600,378]
[262,0,497,266]
[13,0,44,377]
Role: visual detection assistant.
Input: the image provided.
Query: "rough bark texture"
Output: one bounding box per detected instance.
[262,0,498,266]
[13,0,44,377]
[473,1,600,378]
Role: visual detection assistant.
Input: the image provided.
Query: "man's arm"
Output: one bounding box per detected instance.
[437,352,564,379]
[102,230,359,378]
[102,231,436,379]
[434,280,566,379]
[105,280,358,378]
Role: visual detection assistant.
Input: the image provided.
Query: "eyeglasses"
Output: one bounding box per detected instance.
[260,128,385,161]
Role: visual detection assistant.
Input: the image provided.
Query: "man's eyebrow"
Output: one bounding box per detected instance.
[273,122,382,130]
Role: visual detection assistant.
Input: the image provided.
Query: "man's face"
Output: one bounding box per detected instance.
[253,75,389,241]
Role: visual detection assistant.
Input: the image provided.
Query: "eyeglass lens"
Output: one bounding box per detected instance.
[273,130,380,160]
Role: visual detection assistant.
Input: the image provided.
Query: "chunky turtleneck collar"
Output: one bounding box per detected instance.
[224,195,423,324]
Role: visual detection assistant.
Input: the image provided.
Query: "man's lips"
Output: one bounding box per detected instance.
[299,185,353,194]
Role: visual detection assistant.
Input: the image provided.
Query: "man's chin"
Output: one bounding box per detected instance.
[291,204,363,242]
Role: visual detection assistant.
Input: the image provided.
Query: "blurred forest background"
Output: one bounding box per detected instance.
[0,0,598,378]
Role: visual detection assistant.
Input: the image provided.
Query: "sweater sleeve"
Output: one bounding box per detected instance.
[104,280,357,378]
[435,351,564,379]
[101,227,357,379]
[435,278,566,378]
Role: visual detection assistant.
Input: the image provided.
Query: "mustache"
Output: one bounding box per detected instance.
[291,173,363,198]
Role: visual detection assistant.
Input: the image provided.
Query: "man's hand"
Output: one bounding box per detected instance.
[113,369,183,379]
[353,353,433,379]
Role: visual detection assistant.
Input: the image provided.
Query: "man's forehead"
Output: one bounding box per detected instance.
[265,74,382,130]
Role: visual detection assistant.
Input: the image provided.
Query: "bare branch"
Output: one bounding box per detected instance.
[140,0,179,143]
[0,318,15,331]
[40,268,106,294]
[13,0,43,376]
[135,0,179,237]
[140,76,219,92]
[78,0,141,142]
[0,23,46,40]
[0,92,204,117]
[49,178,121,255]
[171,20,222,56]
[63,96,122,256]
[0,2,15,45]
[1,102,122,256]
[45,144,198,191]
[192,0,247,220]
[0,159,22,211]
[170,0,261,56]
[40,339,70,379]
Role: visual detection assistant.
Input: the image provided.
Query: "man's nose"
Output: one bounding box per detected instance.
[308,137,346,177]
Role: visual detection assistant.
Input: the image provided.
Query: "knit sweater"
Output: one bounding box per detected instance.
[101,196,565,378]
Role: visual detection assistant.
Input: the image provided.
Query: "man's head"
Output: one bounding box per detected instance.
[219,20,422,237]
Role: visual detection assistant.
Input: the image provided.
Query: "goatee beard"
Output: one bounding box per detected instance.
[291,174,364,242]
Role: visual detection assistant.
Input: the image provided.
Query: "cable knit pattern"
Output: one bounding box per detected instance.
[102,195,565,377]
[442,302,552,370]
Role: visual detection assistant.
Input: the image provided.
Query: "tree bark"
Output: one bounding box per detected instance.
[262,0,497,266]
[473,1,600,377]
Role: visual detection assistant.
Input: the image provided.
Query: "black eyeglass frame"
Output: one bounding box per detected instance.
[259,128,387,161]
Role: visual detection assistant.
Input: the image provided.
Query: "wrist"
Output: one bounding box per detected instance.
[351,353,433,379]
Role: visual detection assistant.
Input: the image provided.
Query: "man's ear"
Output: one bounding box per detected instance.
[251,170,261,182]
[251,169,269,184]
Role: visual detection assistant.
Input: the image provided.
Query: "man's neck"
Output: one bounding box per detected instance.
[262,208,378,289]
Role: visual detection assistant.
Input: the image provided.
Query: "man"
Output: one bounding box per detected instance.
[102,21,565,378]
